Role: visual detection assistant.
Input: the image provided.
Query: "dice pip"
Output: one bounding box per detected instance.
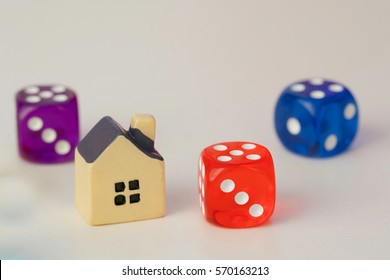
[16,85,79,163]
[75,114,165,225]
[274,78,359,157]
[198,142,275,228]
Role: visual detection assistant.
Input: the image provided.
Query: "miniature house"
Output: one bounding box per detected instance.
[75,114,165,225]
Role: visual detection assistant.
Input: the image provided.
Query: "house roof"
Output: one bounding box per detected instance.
[77,116,163,163]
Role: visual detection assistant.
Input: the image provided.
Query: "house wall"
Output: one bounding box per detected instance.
[88,136,165,225]
[75,150,93,223]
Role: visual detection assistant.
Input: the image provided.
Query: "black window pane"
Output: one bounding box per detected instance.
[129,194,140,203]
[129,180,140,190]
[115,195,126,206]
[115,182,126,192]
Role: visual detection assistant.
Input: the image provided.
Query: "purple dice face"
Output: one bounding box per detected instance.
[16,85,79,163]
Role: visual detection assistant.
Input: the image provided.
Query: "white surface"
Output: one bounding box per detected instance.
[1,0,390,259]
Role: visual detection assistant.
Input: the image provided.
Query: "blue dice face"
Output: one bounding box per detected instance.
[274,78,359,157]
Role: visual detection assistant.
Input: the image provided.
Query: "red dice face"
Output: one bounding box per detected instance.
[198,142,276,228]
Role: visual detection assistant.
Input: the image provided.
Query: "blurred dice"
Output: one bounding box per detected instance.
[274,78,359,157]
[16,85,79,163]
[198,142,276,228]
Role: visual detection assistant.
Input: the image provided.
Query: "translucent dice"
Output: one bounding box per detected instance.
[274,78,359,157]
[16,85,79,163]
[198,142,276,228]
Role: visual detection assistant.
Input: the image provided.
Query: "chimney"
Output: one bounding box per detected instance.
[130,114,156,142]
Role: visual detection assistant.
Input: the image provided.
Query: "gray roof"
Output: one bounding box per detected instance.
[77,116,163,163]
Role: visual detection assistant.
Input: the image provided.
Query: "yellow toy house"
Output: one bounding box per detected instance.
[75,114,165,225]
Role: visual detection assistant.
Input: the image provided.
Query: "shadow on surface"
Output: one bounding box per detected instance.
[165,182,194,216]
[271,190,307,224]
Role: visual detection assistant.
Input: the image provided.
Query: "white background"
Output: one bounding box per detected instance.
[0,0,389,259]
[2,260,390,279]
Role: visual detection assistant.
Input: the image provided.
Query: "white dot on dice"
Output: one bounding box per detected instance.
[25,96,41,103]
[310,90,325,99]
[217,156,232,162]
[309,78,324,85]
[324,134,338,151]
[242,143,256,150]
[220,179,235,193]
[287,117,301,135]
[235,192,249,205]
[27,117,44,131]
[249,204,264,217]
[229,150,244,156]
[55,140,71,155]
[51,85,66,93]
[25,86,40,94]
[53,94,69,102]
[291,83,305,92]
[246,154,261,160]
[201,201,205,216]
[39,90,54,99]
[213,145,227,151]
[344,103,356,120]
[41,128,57,143]
[329,84,344,92]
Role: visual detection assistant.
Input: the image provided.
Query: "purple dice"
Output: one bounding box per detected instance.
[16,85,79,163]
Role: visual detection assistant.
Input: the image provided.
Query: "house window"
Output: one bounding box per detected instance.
[115,195,126,206]
[114,180,141,206]
[129,179,139,190]
[130,194,140,203]
[115,182,126,192]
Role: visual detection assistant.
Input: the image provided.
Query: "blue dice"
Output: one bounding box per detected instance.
[274,78,359,157]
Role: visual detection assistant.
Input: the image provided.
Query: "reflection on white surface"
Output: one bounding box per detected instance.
[0,174,37,224]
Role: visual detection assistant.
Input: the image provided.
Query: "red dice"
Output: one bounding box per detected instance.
[198,142,276,228]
